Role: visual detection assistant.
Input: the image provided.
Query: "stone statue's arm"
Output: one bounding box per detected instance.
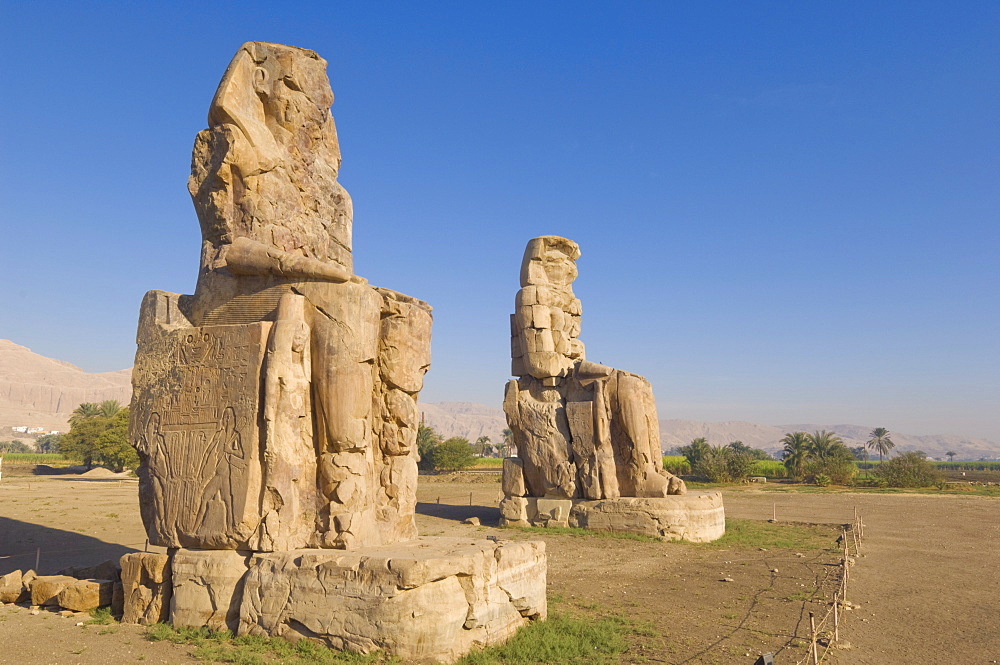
[224,236,353,283]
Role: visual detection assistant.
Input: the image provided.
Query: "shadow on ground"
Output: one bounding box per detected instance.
[415,502,500,526]
[0,517,139,576]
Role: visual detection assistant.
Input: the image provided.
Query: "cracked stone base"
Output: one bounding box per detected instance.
[165,538,546,663]
[500,492,725,542]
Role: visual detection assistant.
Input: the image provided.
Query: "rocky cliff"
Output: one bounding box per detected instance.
[0,340,132,430]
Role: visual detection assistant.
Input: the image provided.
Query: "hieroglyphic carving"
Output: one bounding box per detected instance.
[132,318,268,549]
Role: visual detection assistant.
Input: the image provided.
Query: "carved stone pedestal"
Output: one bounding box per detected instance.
[500,493,725,543]
[156,538,546,663]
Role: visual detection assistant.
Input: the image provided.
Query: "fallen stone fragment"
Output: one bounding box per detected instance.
[30,575,78,607]
[57,579,114,612]
[0,570,25,603]
[463,517,481,526]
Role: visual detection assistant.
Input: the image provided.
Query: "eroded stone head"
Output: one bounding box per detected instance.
[520,235,581,288]
[190,41,352,288]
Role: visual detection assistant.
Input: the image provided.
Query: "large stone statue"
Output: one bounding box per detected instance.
[130,42,428,552]
[502,236,725,541]
[126,42,544,661]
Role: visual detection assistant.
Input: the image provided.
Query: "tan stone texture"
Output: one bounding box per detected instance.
[124,41,545,662]
[504,236,687,504]
[501,457,527,497]
[0,569,26,603]
[238,538,546,662]
[30,575,78,606]
[170,550,251,632]
[129,42,432,552]
[57,579,114,612]
[120,552,172,625]
[569,493,726,542]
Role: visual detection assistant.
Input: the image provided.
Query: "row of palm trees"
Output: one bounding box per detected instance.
[68,400,124,426]
[781,427,897,481]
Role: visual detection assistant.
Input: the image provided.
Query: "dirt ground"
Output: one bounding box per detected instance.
[1,469,998,664]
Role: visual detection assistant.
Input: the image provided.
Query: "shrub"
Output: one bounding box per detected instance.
[691,446,754,483]
[430,437,477,472]
[805,456,857,485]
[874,452,943,488]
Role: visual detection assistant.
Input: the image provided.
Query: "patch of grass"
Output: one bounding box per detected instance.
[85,607,114,625]
[146,624,386,663]
[506,525,660,542]
[106,513,119,518]
[470,458,504,468]
[459,611,629,665]
[693,518,835,551]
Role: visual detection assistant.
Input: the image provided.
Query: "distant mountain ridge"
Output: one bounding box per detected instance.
[0,339,132,430]
[2,340,996,460]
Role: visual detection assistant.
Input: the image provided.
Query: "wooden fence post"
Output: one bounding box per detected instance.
[810,612,818,664]
[834,591,840,642]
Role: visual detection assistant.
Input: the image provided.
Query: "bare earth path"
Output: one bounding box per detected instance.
[1,472,998,664]
[724,490,1000,664]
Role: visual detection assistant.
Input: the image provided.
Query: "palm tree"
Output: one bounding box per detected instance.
[809,430,845,461]
[501,428,515,458]
[475,436,491,457]
[99,400,123,418]
[781,432,811,480]
[866,427,895,463]
[946,451,957,463]
[69,402,101,427]
[680,437,711,469]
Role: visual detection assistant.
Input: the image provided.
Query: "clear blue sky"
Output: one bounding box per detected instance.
[1,2,997,441]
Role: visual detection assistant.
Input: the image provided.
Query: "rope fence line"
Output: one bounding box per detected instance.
[790,509,864,665]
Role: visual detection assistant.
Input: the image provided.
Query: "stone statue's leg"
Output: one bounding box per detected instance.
[301,282,381,548]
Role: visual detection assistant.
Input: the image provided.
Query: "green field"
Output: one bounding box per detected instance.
[0,453,72,465]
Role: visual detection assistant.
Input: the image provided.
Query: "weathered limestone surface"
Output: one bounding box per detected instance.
[502,236,724,541]
[129,41,432,552]
[120,552,172,625]
[126,41,545,663]
[0,569,26,603]
[570,493,726,542]
[57,579,114,612]
[170,549,251,632]
[30,575,78,606]
[239,538,546,663]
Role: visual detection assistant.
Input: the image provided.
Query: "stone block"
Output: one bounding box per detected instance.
[171,549,251,632]
[0,570,25,603]
[569,493,725,542]
[499,496,529,525]
[501,458,526,497]
[30,575,78,607]
[58,559,121,582]
[238,538,546,663]
[533,497,573,527]
[57,579,114,612]
[120,552,172,625]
